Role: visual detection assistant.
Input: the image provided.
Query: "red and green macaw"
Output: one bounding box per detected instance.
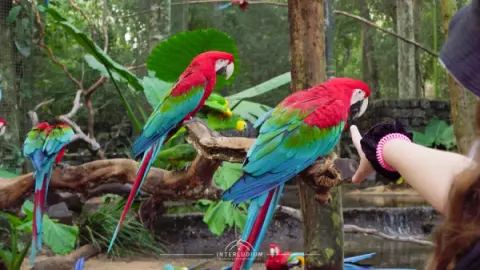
[221,78,371,270]
[217,0,248,10]
[23,122,74,264]
[107,51,235,252]
[0,118,6,136]
[266,245,414,270]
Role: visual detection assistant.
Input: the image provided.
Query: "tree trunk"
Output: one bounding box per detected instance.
[0,0,22,167]
[396,0,417,98]
[440,0,478,154]
[359,0,379,99]
[413,0,424,97]
[288,0,343,269]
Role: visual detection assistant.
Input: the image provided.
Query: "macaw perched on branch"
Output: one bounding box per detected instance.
[221,78,371,270]
[108,51,235,252]
[23,122,74,264]
[266,246,415,270]
[0,118,6,136]
[217,0,248,11]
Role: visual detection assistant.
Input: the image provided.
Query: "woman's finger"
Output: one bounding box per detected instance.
[352,159,372,184]
[350,125,362,150]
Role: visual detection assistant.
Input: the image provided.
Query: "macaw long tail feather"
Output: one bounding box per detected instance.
[232,184,284,270]
[107,138,165,253]
[30,171,48,264]
[344,252,376,264]
[216,2,232,10]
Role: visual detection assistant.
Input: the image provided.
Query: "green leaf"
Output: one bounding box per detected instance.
[202,201,233,236]
[13,241,31,270]
[45,7,142,91]
[43,215,79,255]
[437,125,456,149]
[213,162,242,190]
[7,6,22,24]
[0,249,12,269]
[424,117,449,140]
[411,130,435,147]
[232,207,247,232]
[84,54,122,81]
[142,75,173,109]
[21,200,34,219]
[231,100,273,124]
[226,72,291,101]
[14,40,30,57]
[153,143,196,169]
[147,29,239,92]
[0,169,19,178]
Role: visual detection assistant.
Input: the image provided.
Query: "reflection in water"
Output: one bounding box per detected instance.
[346,233,432,269]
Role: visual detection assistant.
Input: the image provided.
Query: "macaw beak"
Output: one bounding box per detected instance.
[225,62,234,80]
[353,97,368,119]
[0,124,5,136]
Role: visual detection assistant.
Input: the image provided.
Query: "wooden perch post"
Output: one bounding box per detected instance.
[288,0,344,269]
[0,121,354,210]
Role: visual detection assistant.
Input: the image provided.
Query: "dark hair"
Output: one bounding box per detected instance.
[426,101,480,269]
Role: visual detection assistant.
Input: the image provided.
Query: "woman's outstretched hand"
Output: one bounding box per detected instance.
[349,125,375,184]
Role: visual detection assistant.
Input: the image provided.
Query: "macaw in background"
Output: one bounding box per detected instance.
[0,118,6,136]
[217,0,248,11]
[108,51,235,252]
[266,246,415,270]
[202,93,247,132]
[23,122,74,264]
[221,78,371,270]
[266,244,304,270]
[74,257,85,270]
[163,261,211,270]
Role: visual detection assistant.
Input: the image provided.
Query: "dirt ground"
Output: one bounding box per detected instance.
[24,255,266,270]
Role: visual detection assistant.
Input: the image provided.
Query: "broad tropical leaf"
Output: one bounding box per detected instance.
[146,28,239,91]
[43,7,142,91]
[226,72,291,101]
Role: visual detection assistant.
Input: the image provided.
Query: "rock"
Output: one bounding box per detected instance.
[47,202,73,225]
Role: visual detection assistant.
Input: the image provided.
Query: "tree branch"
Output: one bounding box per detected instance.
[57,91,103,158]
[27,99,55,126]
[0,121,354,209]
[30,244,100,270]
[68,0,97,43]
[335,10,439,57]
[34,10,83,90]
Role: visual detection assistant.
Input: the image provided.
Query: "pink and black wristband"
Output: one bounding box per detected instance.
[376,133,412,172]
[359,121,414,181]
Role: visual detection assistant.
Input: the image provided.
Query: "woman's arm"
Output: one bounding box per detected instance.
[383,139,474,214]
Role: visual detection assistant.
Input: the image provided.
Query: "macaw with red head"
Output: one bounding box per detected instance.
[217,0,248,11]
[107,51,235,252]
[266,247,414,270]
[0,118,6,136]
[23,122,74,264]
[221,78,371,270]
[266,244,304,270]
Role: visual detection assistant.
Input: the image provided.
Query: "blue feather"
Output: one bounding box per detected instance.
[74,257,85,270]
[243,185,284,270]
[253,108,274,129]
[216,3,232,10]
[344,252,376,263]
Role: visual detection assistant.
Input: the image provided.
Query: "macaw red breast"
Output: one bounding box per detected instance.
[266,251,291,270]
[232,0,248,10]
